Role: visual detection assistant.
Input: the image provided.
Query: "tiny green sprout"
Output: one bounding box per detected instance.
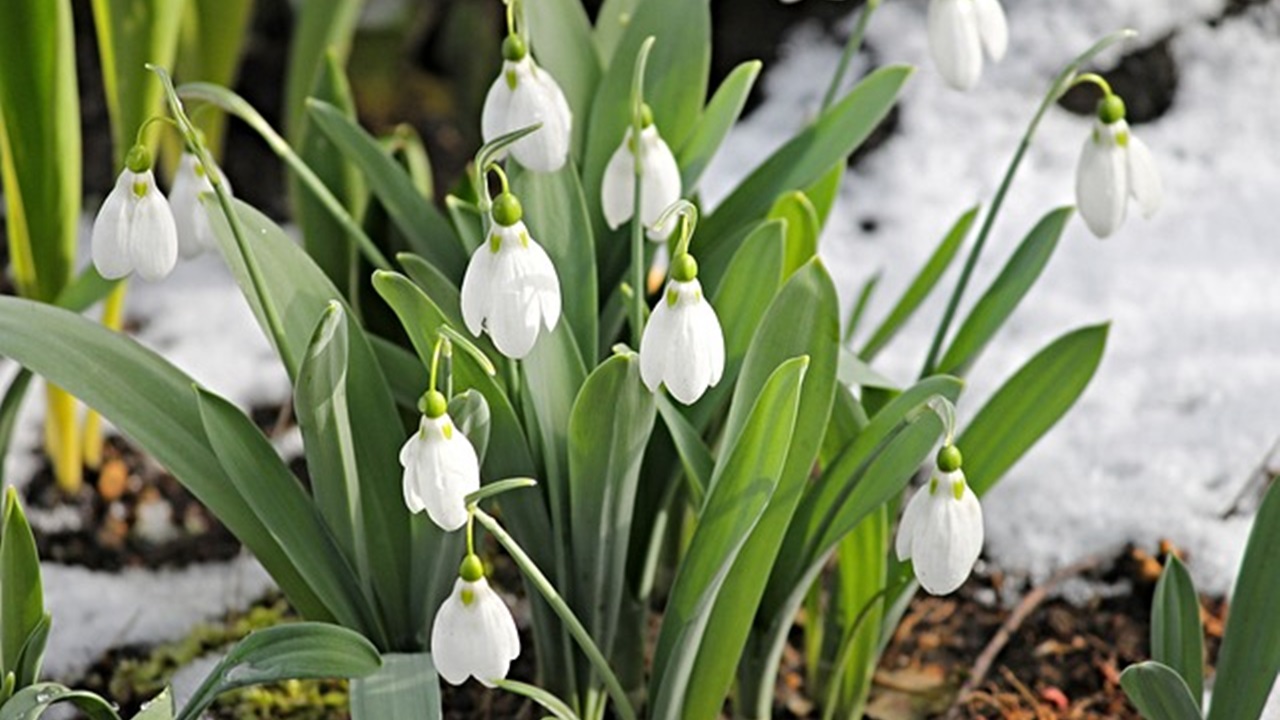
[671,253,698,283]
[459,553,485,583]
[420,390,449,419]
[125,144,153,173]
[937,444,963,473]
[502,34,527,62]
[1098,94,1126,125]
[492,192,523,227]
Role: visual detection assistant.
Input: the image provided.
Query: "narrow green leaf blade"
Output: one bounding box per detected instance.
[0,683,119,720]
[1,488,43,678]
[525,0,600,160]
[1121,662,1204,720]
[677,60,762,191]
[767,192,822,279]
[132,688,174,720]
[1151,555,1204,707]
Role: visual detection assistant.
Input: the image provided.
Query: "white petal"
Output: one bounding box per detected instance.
[485,227,545,359]
[895,483,931,560]
[129,178,179,281]
[601,133,635,230]
[472,582,520,686]
[690,293,725,388]
[911,473,984,595]
[92,172,134,279]
[431,579,480,685]
[928,0,984,91]
[508,63,573,173]
[522,238,562,332]
[1126,133,1163,219]
[973,0,1008,61]
[481,69,515,152]
[1075,122,1129,239]
[419,418,479,532]
[461,242,497,338]
[170,155,205,259]
[640,295,675,393]
[639,128,683,232]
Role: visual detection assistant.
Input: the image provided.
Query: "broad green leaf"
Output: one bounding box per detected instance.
[960,324,1108,496]
[178,623,381,720]
[1,488,42,678]
[91,0,182,163]
[349,653,440,720]
[805,160,846,229]
[1121,662,1204,720]
[1206,480,1280,720]
[307,100,466,280]
[195,388,384,643]
[935,207,1071,375]
[283,0,361,141]
[12,613,50,689]
[593,0,642,66]
[510,161,599,364]
[567,354,656,672]
[207,199,413,646]
[172,0,254,157]
[655,395,713,506]
[768,191,822,278]
[132,688,174,720]
[0,683,119,720]
[677,60,762,191]
[0,0,79,302]
[820,383,869,467]
[1151,555,1204,707]
[650,356,809,718]
[699,66,912,291]
[860,206,977,361]
[397,252,468,333]
[0,298,330,621]
[525,0,600,160]
[682,262,840,720]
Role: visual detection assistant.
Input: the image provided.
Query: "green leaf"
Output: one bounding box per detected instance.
[567,354,656,672]
[283,0,361,141]
[0,0,79,302]
[12,613,50,689]
[681,261,840,719]
[650,356,810,718]
[655,395,713,507]
[349,653,440,720]
[593,0,642,66]
[1121,662,1204,720]
[444,196,485,254]
[0,683,119,720]
[509,161,599,364]
[767,191,822,279]
[307,100,466,281]
[960,324,1108,496]
[1,488,42,679]
[194,388,384,643]
[824,508,888,719]
[1206,480,1280,720]
[677,60,762,191]
[860,206,977,361]
[1151,555,1204,708]
[804,160,846,229]
[178,623,381,720]
[525,0,600,160]
[699,66,912,291]
[132,688,174,720]
[91,0,182,163]
[0,372,33,488]
[935,207,1071,375]
[493,679,580,720]
[172,0,254,157]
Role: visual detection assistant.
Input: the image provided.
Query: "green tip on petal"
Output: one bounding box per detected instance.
[936,444,963,473]
[1098,94,1126,124]
[459,553,485,583]
[420,390,449,419]
[132,181,149,199]
[953,477,967,500]
[125,145,152,173]
[492,192,523,227]
[671,253,698,282]
[502,34,527,62]
[640,103,654,128]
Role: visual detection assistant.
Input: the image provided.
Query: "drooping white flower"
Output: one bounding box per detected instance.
[927,0,1008,91]
[431,574,521,687]
[399,393,481,532]
[896,456,984,596]
[481,36,573,173]
[601,120,682,239]
[1075,97,1162,239]
[640,255,725,405]
[169,152,232,259]
[92,150,179,281]
[461,193,562,359]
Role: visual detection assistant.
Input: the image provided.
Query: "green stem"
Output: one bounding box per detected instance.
[627,37,656,347]
[919,29,1137,378]
[175,82,392,271]
[821,0,880,112]
[474,508,639,720]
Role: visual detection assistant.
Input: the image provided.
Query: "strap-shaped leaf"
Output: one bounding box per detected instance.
[677,60,762,191]
[0,683,119,720]
[524,0,600,160]
[1,488,42,679]
[656,395,713,506]
[1121,662,1204,720]
[1151,555,1204,707]
[132,688,174,720]
[349,653,440,720]
[768,191,822,279]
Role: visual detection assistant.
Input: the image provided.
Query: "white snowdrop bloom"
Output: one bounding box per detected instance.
[601,117,682,239]
[640,256,725,405]
[169,152,232,259]
[92,149,179,281]
[896,447,983,595]
[461,194,562,359]
[1075,96,1162,239]
[481,36,572,173]
[431,574,521,687]
[927,0,1008,91]
[399,393,481,532]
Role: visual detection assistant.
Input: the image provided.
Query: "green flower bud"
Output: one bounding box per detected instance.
[420,390,449,419]
[492,192,523,227]
[502,34,527,62]
[459,553,485,583]
[125,144,153,173]
[1097,94,1126,125]
[671,253,698,282]
[936,444,963,473]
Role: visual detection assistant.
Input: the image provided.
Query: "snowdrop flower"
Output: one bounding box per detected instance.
[400,391,481,532]
[482,35,573,173]
[432,556,521,687]
[169,152,232,258]
[1075,95,1162,239]
[92,146,179,281]
[601,106,682,239]
[927,0,1008,91]
[640,253,725,405]
[896,445,984,595]
[461,192,562,359]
